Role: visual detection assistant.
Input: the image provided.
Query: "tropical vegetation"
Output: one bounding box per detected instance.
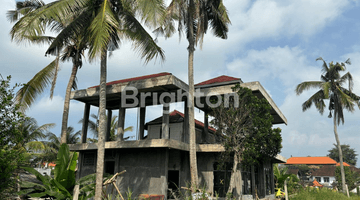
[0,75,27,198]
[296,57,360,193]
[211,85,282,196]
[328,144,358,166]
[8,0,87,146]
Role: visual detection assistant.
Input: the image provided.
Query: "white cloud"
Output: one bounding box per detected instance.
[229,0,352,45]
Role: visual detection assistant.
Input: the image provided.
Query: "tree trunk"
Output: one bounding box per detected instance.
[60,53,79,144]
[227,154,240,195]
[334,116,346,193]
[94,50,107,199]
[188,0,198,190]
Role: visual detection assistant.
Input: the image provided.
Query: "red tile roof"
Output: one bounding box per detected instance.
[170,110,216,132]
[195,75,241,86]
[89,72,172,88]
[286,157,337,165]
[336,162,350,167]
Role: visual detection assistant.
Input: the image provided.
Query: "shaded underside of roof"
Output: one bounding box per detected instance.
[286,157,337,165]
[89,72,172,88]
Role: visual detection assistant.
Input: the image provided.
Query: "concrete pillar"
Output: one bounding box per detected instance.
[162,149,169,199]
[162,98,170,139]
[139,107,146,140]
[106,109,112,141]
[114,151,120,173]
[81,103,90,143]
[117,107,126,141]
[203,111,209,143]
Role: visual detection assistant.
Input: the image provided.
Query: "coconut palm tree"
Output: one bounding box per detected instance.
[155,0,230,187]
[8,0,87,145]
[10,0,166,197]
[32,126,80,163]
[295,57,360,193]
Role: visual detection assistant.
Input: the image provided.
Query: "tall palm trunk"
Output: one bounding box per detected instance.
[60,52,80,144]
[334,116,346,193]
[95,49,107,199]
[188,0,198,190]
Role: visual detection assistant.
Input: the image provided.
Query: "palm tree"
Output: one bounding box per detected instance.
[10,0,166,197]
[155,0,230,188]
[34,126,81,163]
[295,57,360,193]
[8,0,87,145]
[16,117,55,149]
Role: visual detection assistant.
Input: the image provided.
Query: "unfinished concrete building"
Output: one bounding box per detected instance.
[69,72,287,199]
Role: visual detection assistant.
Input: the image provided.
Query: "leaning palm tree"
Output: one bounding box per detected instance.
[295,57,360,193]
[8,0,88,145]
[155,0,230,187]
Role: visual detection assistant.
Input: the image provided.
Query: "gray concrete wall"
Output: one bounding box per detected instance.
[115,148,168,198]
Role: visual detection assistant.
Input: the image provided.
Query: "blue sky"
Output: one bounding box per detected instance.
[2,0,360,167]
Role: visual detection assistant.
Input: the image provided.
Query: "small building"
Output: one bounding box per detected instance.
[285,156,354,188]
[69,73,287,199]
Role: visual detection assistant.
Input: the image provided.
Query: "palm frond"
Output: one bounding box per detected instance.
[206,0,230,40]
[15,59,58,111]
[295,81,323,95]
[88,0,119,60]
[338,72,353,92]
[316,57,329,74]
[121,9,165,63]
[302,90,326,114]
[136,0,166,28]
[50,55,60,99]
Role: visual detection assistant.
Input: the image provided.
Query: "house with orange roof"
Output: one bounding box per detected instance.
[285,156,354,188]
[68,72,288,200]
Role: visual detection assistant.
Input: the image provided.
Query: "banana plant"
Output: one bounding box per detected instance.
[19,143,77,199]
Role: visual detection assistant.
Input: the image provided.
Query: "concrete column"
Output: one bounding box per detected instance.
[203,111,209,143]
[139,107,146,140]
[117,107,126,141]
[251,165,256,197]
[162,98,170,139]
[114,151,120,173]
[81,103,90,143]
[162,149,169,199]
[106,109,112,141]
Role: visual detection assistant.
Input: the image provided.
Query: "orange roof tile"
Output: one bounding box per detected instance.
[286,157,337,165]
[312,180,323,187]
[336,162,350,167]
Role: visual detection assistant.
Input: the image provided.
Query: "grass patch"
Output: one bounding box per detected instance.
[290,187,360,200]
